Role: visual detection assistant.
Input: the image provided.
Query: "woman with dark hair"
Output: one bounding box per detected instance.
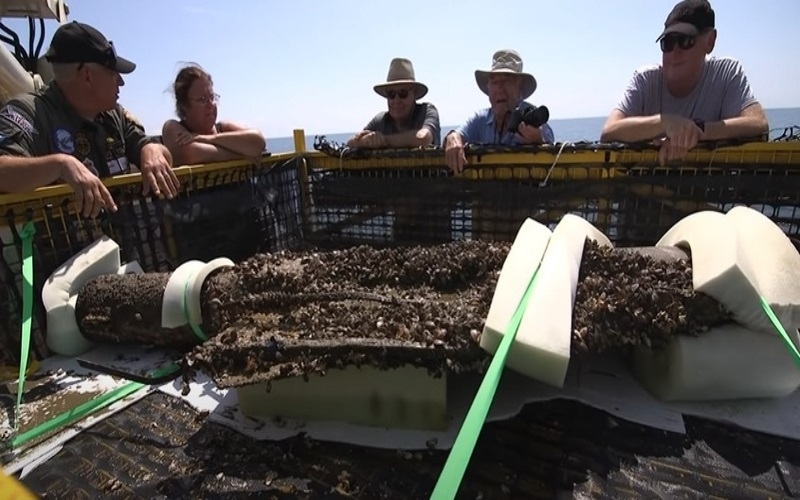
[162,64,266,166]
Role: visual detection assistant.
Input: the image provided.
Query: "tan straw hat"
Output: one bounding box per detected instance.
[474,49,537,99]
[373,58,429,99]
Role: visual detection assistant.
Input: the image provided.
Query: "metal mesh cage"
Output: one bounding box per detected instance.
[0,155,305,364]
[1,140,799,364]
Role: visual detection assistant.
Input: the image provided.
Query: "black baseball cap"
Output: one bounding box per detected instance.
[44,21,136,74]
[656,0,715,41]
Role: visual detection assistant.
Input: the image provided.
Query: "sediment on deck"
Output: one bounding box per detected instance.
[17,391,800,499]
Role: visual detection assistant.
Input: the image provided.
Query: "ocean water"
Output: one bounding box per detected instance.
[266,107,800,154]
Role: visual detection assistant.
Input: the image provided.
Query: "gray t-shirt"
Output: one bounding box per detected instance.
[615,56,758,121]
[364,102,441,146]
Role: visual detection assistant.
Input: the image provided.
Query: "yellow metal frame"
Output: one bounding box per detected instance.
[0,153,296,225]
[1,130,799,230]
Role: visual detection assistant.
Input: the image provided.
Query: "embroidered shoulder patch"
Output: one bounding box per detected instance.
[0,104,35,137]
[121,107,144,129]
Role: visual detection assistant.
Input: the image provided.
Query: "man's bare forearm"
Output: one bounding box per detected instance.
[600,114,664,143]
[0,154,66,193]
[384,128,433,148]
[702,116,769,141]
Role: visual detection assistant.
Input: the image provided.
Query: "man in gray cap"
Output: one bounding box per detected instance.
[600,0,768,164]
[0,21,178,218]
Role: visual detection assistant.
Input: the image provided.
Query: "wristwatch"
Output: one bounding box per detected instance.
[693,119,706,133]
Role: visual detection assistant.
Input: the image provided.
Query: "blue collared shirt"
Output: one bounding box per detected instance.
[454,100,555,145]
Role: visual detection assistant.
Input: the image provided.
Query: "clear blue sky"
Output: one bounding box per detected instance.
[3,0,799,138]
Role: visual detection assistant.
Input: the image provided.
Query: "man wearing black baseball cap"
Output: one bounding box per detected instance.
[0,21,179,218]
[44,20,137,74]
[600,0,768,165]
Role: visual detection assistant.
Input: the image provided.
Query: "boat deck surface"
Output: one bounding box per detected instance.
[18,391,800,499]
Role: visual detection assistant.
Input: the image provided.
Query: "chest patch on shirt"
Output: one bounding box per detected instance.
[105,136,130,175]
[75,132,91,157]
[53,128,75,154]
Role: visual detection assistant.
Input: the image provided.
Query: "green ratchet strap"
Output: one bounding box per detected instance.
[760,296,800,369]
[8,221,177,450]
[429,277,800,498]
[10,364,176,448]
[430,262,543,500]
[13,222,36,432]
[183,275,207,342]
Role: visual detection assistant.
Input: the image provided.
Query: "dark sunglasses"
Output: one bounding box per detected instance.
[660,33,698,53]
[386,89,410,100]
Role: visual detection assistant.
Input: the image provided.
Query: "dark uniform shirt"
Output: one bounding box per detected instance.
[0,83,156,179]
[364,102,442,146]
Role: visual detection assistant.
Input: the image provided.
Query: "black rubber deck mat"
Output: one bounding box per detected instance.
[18,391,800,499]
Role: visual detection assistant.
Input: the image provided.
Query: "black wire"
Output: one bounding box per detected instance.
[34,18,46,61]
[0,21,29,63]
[0,34,17,48]
[27,17,35,70]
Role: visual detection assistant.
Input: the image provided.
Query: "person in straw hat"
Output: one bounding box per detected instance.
[444,49,554,174]
[346,58,440,149]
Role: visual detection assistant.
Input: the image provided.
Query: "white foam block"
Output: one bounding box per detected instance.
[43,236,122,356]
[633,322,800,401]
[634,207,800,401]
[118,261,143,274]
[161,260,206,328]
[237,365,448,431]
[725,206,800,340]
[655,211,763,332]
[480,218,552,355]
[509,215,612,388]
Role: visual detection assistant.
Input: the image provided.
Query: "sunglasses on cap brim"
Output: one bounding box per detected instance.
[75,23,119,69]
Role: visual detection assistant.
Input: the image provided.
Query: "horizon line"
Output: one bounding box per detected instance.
[267,105,800,140]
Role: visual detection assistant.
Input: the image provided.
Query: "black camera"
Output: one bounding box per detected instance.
[507,104,550,132]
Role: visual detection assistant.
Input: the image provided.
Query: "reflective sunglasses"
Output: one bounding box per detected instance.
[660,33,698,53]
[386,89,410,100]
[190,93,220,105]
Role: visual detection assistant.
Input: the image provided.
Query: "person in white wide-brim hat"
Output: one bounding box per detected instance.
[443,49,554,174]
[347,57,441,149]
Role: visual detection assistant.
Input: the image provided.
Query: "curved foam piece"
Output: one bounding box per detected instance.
[185,257,235,327]
[509,214,612,388]
[480,218,552,355]
[655,211,764,332]
[632,322,800,401]
[635,207,800,401]
[724,206,800,340]
[42,236,128,356]
[161,260,206,328]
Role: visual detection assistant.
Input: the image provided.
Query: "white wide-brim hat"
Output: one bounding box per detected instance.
[474,49,537,99]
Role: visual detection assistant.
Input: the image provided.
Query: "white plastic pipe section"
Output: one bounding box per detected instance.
[41,235,233,356]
